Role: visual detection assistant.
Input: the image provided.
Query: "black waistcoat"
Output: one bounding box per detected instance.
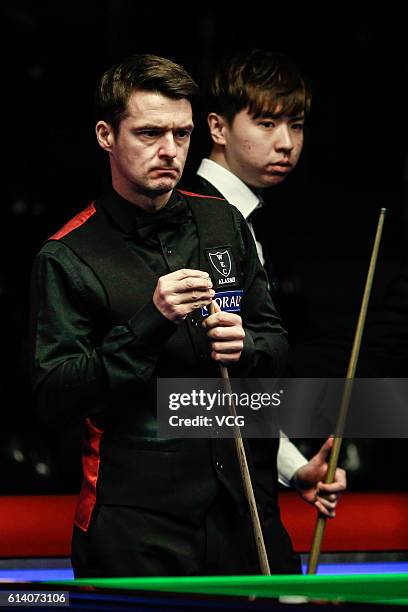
[54,190,272,523]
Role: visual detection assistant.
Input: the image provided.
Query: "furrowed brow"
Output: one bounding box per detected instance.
[135,122,194,132]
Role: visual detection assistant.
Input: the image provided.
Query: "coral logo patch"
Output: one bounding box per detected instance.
[201,290,243,317]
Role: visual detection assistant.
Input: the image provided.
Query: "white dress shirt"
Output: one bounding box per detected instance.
[197,158,308,486]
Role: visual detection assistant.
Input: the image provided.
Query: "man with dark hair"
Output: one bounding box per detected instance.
[96,54,199,136]
[189,49,346,513]
[30,54,300,577]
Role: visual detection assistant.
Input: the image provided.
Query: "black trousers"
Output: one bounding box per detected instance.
[72,491,301,577]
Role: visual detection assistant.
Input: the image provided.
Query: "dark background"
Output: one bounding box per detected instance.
[2,2,407,494]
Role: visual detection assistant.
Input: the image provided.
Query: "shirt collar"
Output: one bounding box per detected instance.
[197,158,262,220]
[98,186,182,234]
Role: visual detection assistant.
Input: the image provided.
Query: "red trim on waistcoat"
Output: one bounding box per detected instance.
[178,189,224,201]
[74,418,104,532]
[50,203,96,240]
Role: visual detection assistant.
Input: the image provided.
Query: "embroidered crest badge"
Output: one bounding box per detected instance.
[209,250,231,277]
[205,246,239,289]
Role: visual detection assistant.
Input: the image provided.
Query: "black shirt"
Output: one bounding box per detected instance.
[29,186,287,428]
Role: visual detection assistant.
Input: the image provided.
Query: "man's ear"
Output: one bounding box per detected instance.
[207,113,228,145]
[96,121,114,152]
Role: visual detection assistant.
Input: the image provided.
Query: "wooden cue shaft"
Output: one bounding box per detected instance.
[307,208,386,575]
[208,302,271,575]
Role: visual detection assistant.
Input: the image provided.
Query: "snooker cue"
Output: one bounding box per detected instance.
[307,208,386,575]
[208,301,271,575]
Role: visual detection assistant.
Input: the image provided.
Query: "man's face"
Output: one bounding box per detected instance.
[221,108,304,188]
[100,90,193,199]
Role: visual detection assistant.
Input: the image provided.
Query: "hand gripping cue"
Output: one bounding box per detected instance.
[208,301,271,575]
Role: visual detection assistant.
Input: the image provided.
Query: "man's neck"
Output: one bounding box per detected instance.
[208,149,261,195]
[111,179,172,213]
[208,149,231,174]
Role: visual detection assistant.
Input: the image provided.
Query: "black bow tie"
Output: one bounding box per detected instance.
[133,202,190,239]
